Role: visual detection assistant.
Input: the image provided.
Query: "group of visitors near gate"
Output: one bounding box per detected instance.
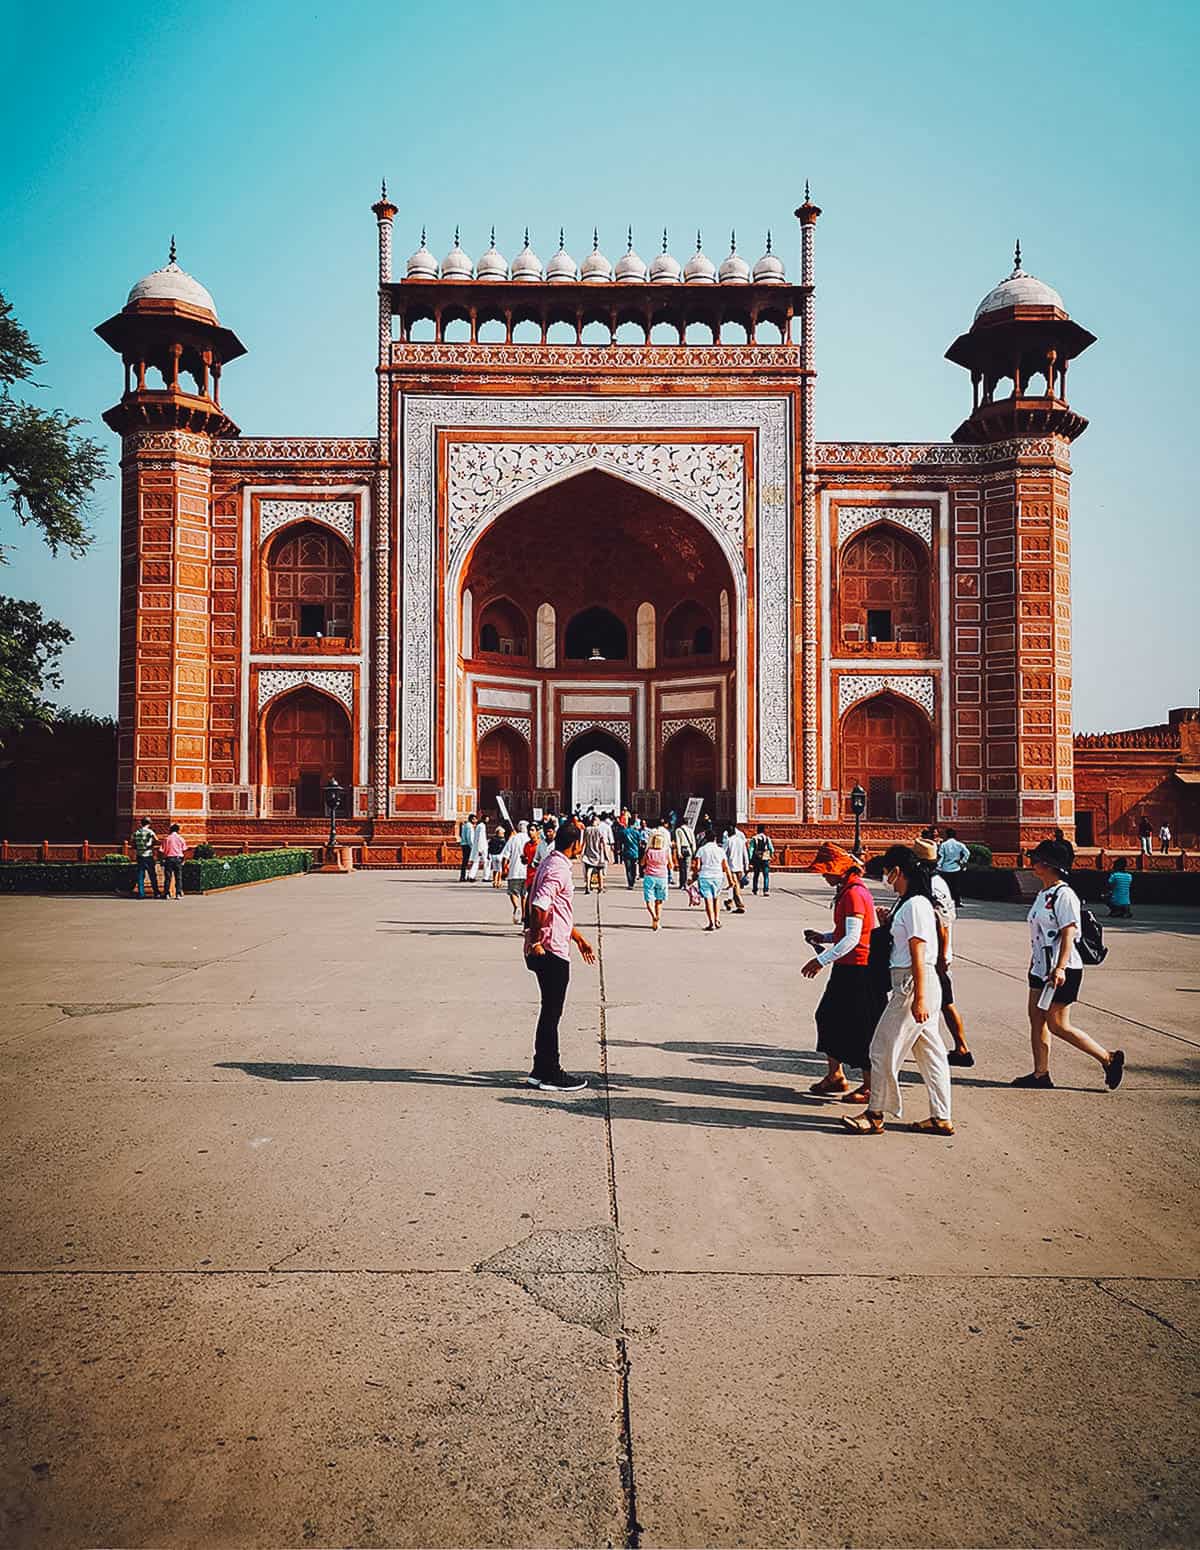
[496,808,1127,1117]
[129,819,189,899]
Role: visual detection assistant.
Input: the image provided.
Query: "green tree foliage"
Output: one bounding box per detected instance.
[0,595,72,733]
[0,293,108,558]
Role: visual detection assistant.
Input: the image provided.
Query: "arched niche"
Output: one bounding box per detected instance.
[263,521,354,642]
[565,606,628,663]
[477,723,531,817]
[636,602,656,669]
[475,596,529,661]
[663,599,715,661]
[261,686,352,816]
[839,692,933,823]
[838,524,931,648]
[564,727,628,813]
[661,725,716,819]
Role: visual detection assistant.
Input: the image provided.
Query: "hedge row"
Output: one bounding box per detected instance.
[0,848,315,894]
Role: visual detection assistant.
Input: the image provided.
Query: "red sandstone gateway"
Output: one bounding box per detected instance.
[95,197,1095,864]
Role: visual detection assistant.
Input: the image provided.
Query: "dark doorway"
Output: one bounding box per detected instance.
[563,728,629,814]
[299,602,327,636]
[565,607,628,662]
[662,726,717,820]
[297,770,323,817]
[477,724,531,819]
[1075,810,1095,847]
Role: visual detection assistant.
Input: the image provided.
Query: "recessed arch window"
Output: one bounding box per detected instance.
[475,597,529,660]
[663,599,716,660]
[838,525,930,647]
[564,607,628,662]
[263,522,353,641]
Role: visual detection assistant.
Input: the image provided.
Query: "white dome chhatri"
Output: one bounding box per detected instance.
[441,228,473,280]
[580,229,613,284]
[476,227,508,281]
[649,230,682,284]
[511,229,544,282]
[405,228,439,280]
[752,231,785,285]
[719,233,750,285]
[683,232,717,284]
[546,229,578,283]
[615,227,648,283]
[126,239,218,318]
[974,241,1066,320]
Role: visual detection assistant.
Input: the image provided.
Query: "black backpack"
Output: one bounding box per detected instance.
[1049,887,1108,967]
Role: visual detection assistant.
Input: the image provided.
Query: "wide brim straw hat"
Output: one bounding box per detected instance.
[913,838,938,863]
[806,841,865,876]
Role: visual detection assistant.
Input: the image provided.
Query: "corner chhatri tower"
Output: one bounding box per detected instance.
[96,195,1095,861]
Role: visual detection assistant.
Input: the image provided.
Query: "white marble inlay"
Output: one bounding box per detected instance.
[477,713,532,743]
[561,718,632,747]
[259,498,355,545]
[257,668,355,712]
[661,716,717,745]
[836,504,932,549]
[837,673,935,720]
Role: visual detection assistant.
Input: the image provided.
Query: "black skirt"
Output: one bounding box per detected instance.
[815,962,887,1069]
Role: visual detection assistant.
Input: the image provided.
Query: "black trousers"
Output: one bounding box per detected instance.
[938,869,963,906]
[459,844,472,881]
[162,857,184,897]
[752,858,770,893]
[677,853,692,888]
[531,952,570,1079]
[624,856,639,888]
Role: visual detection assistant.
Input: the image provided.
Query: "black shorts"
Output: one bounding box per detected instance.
[1028,968,1083,1006]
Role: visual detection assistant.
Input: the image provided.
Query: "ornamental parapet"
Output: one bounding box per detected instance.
[211,437,377,463]
[816,436,1071,472]
[390,341,806,372]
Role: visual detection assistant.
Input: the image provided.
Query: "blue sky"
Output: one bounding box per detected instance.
[2,0,1197,730]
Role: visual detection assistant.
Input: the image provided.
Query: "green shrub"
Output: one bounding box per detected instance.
[182,847,314,892]
[967,843,993,868]
[100,852,128,863]
[193,842,216,860]
[0,848,314,894]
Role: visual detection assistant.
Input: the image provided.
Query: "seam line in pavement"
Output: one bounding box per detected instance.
[3,1268,1197,1281]
[594,890,642,1550]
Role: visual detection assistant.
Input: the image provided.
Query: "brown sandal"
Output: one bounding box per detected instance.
[910,1116,955,1136]
[841,1112,885,1135]
[840,1085,870,1105]
[810,1075,851,1096]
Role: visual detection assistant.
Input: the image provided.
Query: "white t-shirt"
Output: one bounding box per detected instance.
[696,842,727,881]
[889,894,939,969]
[599,819,614,846]
[1028,884,1083,976]
[723,830,750,872]
[930,873,955,965]
[500,832,528,881]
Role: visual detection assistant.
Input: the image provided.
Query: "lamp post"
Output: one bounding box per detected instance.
[850,783,866,857]
[323,777,345,852]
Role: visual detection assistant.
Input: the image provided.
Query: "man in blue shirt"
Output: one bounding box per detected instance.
[1105,857,1134,918]
[936,828,971,906]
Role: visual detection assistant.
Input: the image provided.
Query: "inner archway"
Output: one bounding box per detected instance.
[564,728,628,815]
[662,726,717,820]
[839,692,933,822]
[565,606,628,663]
[262,687,352,816]
[477,724,530,819]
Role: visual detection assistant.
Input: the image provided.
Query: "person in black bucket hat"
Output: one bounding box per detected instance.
[1015,840,1124,1090]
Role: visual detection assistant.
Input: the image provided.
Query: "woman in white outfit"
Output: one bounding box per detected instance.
[466,816,488,881]
[843,844,954,1137]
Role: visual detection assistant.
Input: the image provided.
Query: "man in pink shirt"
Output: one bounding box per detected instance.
[523,820,595,1092]
[159,823,187,899]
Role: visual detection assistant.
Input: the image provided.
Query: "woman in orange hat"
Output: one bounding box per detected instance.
[801,843,885,1102]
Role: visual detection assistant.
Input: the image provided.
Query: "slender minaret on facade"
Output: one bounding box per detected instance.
[795,183,822,820]
[371,180,398,816]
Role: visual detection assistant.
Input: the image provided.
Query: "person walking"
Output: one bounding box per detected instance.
[1137,815,1153,857]
[641,824,674,930]
[458,814,475,881]
[1159,821,1172,854]
[523,820,596,1092]
[692,828,736,931]
[131,817,161,899]
[621,819,643,890]
[750,825,775,896]
[533,819,557,868]
[582,814,610,893]
[1013,839,1125,1090]
[843,845,954,1136]
[915,838,973,1066]
[500,821,531,924]
[1104,856,1134,918]
[673,816,697,888]
[487,825,509,888]
[802,843,883,1103]
[466,813,488,880]
[159,823,187,899]
[935,827,970,907]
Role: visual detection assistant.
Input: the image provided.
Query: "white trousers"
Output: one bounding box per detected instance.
[869,968,952,1121]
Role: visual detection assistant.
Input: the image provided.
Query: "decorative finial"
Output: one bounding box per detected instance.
[592,226,599,251]
[696,229,703,252]
[420,225,426,246]
[626,225,633,252]
[168,234,177,265]
[805,178,810,201]
[490,224,496,247]
[730,230,737,253]
[766,229,773,254]
[524,226,530,247]
[381,177,388,200]
[557,226,564,250]
[454,224,460,247]
[1014,238,1022,271]
[662,227,669,253]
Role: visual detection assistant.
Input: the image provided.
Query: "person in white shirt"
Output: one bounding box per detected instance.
[500,821,530,924]
[691,830,736,932]
[1159,823,1172,854]
[844,845,953,1136]
[673,820,697,889]
[914,838,973,1067]
[720,823,748,914]
[1013,840,1124,1090]
[935,828,971,906]
[466,816,488,881]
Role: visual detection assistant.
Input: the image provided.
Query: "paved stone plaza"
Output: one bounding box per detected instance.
[1,870,1197,1548]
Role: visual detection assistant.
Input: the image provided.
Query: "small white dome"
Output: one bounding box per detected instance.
[719,233,750,285]
[684,233,717,284]
[511,230,543,282]
[974,248,1065,319]
[615,229,648,283]
[476,228,508,281]
[441,228,473,281]
[752,233,785,285]
[127,245,218,318]
[650,232,682,284]
[580,230,613,284]
[546,230,578,283]
[406,229,438,280]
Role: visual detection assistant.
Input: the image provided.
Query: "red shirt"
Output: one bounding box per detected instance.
[834,878,876,966]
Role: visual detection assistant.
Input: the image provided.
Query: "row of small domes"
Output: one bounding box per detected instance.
[404,228,788,285]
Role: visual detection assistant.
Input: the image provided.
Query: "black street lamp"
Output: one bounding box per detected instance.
[850,783,867,857]
[323,776,345,850]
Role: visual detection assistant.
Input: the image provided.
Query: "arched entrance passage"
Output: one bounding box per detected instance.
[564,729,628,815]
[662,726,716,820]
[477,724,530,819]
[263,687,352,816]
[839,692,933,822]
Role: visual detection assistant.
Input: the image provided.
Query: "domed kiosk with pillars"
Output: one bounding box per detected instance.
[95,191,1096,863]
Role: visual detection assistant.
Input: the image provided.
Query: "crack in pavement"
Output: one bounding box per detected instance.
[267,1171,380,1272]
[1092,1278,1197,1342]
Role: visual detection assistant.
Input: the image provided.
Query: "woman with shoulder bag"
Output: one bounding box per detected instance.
[843,844,954,1136]
[1014,840,1125,1090]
